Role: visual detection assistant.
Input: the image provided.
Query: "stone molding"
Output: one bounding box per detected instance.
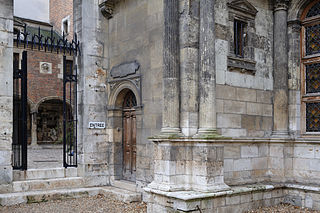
[107,78,142,110]
[227,0,258,19]
[227,56,256,75]
[274,0,291,11]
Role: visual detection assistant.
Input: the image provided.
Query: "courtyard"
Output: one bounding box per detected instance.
[0,195,319,213]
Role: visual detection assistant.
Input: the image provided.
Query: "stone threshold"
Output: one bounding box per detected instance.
[144,183,320,201]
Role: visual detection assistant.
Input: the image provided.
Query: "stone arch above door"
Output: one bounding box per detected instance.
[108,80,142,110]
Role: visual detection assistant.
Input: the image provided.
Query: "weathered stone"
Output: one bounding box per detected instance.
[110,61,140,78]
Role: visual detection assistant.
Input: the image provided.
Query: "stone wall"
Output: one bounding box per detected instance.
[222,140,320,186]
[146,183,320,213]
[0,0,13,188]
[215,0,274,137]
[106,0,163,190]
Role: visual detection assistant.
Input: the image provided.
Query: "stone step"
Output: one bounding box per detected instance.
[13,167,77,181]
[100,186,142,203]
[12,177,84,192]
[113,180,137,192]
[0,187,100,206]
[0,186,142,206]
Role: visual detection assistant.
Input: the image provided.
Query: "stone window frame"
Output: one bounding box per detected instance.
[300,0,320,135]
[227,0,258,75]
[61,16,70,35]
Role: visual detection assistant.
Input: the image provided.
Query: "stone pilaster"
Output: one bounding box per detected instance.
[198,0,217,135]
[180,0,200,136]
[272,0,290,137]
[161,0,181,134]
[31,112,38,146]
[74,0,109,186]
[0,0,13,185]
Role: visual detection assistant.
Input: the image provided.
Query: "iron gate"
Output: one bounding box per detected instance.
[63,56,77,168]
[12,51,28,170]
[12,27,80,170]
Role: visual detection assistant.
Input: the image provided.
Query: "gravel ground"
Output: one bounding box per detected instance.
[0,194,146,213]
[248,204,320,213]
[2,197,320,213]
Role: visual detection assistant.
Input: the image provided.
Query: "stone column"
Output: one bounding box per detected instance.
[0,0,13,186]
[180,0,200,137]
[198,0,217,135]
[161,0,181,134]
[272,0,290,137]
[31,112,38,146]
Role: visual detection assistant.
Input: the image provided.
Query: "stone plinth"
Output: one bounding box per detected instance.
[147,138,230,192]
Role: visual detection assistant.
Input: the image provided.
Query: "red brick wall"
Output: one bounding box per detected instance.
[27,50,64,105]
[49,0,73,40]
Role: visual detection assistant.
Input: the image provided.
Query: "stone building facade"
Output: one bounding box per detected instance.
[1,0,320,212]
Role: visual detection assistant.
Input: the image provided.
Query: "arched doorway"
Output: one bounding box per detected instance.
[36,99,72,144]
[122,91,137,181]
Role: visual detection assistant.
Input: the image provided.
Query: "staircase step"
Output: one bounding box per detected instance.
[0,186,142,206]
[13,168,77,181]
[12,177,84,192]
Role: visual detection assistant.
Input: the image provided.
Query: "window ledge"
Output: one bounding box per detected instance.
[227,55,256,75]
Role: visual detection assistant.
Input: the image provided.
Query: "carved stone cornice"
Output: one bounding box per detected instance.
[274,0,291,11]
[99,0,119,19]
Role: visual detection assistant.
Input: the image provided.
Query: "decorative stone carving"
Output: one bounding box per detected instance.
[288,20,301,33]
[40,62,52,74]
[99,0,118,19]
[274,0,291,10]
[107,60,142,107]
[110,61,140,78]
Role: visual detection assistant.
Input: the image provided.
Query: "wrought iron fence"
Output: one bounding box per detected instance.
[15,26,81,56]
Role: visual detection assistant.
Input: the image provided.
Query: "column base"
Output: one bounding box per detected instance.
[271,130,290,138]
[160,127,182,137]
[195,128,224,139]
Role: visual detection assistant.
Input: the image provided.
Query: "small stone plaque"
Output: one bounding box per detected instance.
[40,62,52,74]
[88,122,106,129]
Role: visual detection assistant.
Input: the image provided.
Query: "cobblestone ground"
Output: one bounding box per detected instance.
[0,194,147,213]
[28,145,63,169]
[248,204,320,213]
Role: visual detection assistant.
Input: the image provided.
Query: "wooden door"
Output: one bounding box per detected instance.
[122,91,137,181]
